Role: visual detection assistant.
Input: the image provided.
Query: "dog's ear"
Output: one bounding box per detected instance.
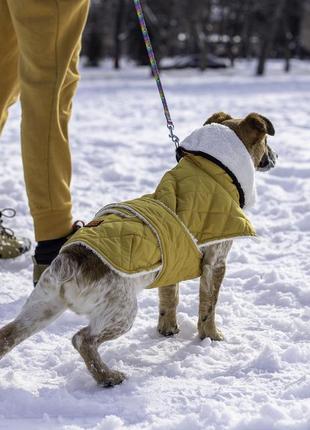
[204,112,232,126]
[242,113,275,136]
[257,114,275,136]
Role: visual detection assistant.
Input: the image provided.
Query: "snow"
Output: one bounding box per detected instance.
[0,59,310,429]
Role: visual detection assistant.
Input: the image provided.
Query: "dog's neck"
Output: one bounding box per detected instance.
[180,123,256,209]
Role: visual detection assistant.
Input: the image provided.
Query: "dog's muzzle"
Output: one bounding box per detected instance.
[258,146,278,172]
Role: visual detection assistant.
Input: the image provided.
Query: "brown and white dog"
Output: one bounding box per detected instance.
[0,112,277,387]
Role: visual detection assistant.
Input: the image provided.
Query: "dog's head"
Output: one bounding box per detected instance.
[204,112,277,171]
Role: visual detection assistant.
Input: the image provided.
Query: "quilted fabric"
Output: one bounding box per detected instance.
[154,154,255,247]
[62,154,255,288]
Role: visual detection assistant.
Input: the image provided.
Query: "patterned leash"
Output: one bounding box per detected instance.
[133,0,180,149]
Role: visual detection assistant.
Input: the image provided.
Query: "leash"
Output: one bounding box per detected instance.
[133,0,180,150]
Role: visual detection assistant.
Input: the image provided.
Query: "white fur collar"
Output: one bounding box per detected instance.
[180,123,256,209]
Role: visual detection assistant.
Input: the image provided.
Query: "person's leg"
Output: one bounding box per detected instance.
[33,43,85,282]
[0,1,31,259]
[0,0,19,134]
[7,0,90,242]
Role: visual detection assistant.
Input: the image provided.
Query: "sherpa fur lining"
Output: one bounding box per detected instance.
[180,123,256,209]
[199,235,259,249]
[97,208,133,218]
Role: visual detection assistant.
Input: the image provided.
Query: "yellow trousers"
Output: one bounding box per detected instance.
[0,0,90,241]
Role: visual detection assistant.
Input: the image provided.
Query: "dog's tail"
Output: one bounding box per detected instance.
[50,244,107,285]
[49,247,80,284]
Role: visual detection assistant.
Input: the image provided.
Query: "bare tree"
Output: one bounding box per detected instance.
[114,0,126,69]
[82,0,306,71]
[256,0,287,76]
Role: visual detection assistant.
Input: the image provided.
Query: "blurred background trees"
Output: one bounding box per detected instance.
[82,0,310,75]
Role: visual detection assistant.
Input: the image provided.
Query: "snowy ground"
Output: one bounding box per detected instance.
[0,60,309,430]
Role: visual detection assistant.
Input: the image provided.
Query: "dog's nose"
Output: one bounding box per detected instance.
[269,149,278,164]
[271,150,278,159]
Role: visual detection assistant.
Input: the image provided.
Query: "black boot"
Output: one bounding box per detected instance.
[33,221,84,286]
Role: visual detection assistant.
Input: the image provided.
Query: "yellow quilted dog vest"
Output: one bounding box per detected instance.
[63,154,255,288]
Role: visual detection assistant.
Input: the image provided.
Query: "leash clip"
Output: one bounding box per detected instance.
[167,123,180,149]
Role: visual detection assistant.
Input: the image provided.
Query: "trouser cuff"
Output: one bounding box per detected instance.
[33,209,73,241]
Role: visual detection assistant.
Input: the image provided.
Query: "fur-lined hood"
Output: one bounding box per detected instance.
[179,123,256,209]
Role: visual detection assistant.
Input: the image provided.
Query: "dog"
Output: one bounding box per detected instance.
[0,112,277,387]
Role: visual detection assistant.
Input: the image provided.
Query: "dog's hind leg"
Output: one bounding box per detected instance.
[0,268,66,359]
[72,326,127,388]
[157,284,179,336]
[72,276,138,387]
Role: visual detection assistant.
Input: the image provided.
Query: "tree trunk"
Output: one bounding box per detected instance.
[283,15,292,73]
[256,0,287,76]
[241,0,254,59]
[196,0,211,71]
[194,22,208,71]
[114,0,125,70]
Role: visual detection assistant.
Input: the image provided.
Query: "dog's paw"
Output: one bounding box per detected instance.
[157,310,180,336]
[158,323,180,337]
[198,321,224,341]
[98,370,127,388]
[157,311,179,337]
[207,328,224,342]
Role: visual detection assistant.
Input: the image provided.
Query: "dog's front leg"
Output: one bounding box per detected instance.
[197,243,232,341]
[198,262,225,340]
[157,284,179,336]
